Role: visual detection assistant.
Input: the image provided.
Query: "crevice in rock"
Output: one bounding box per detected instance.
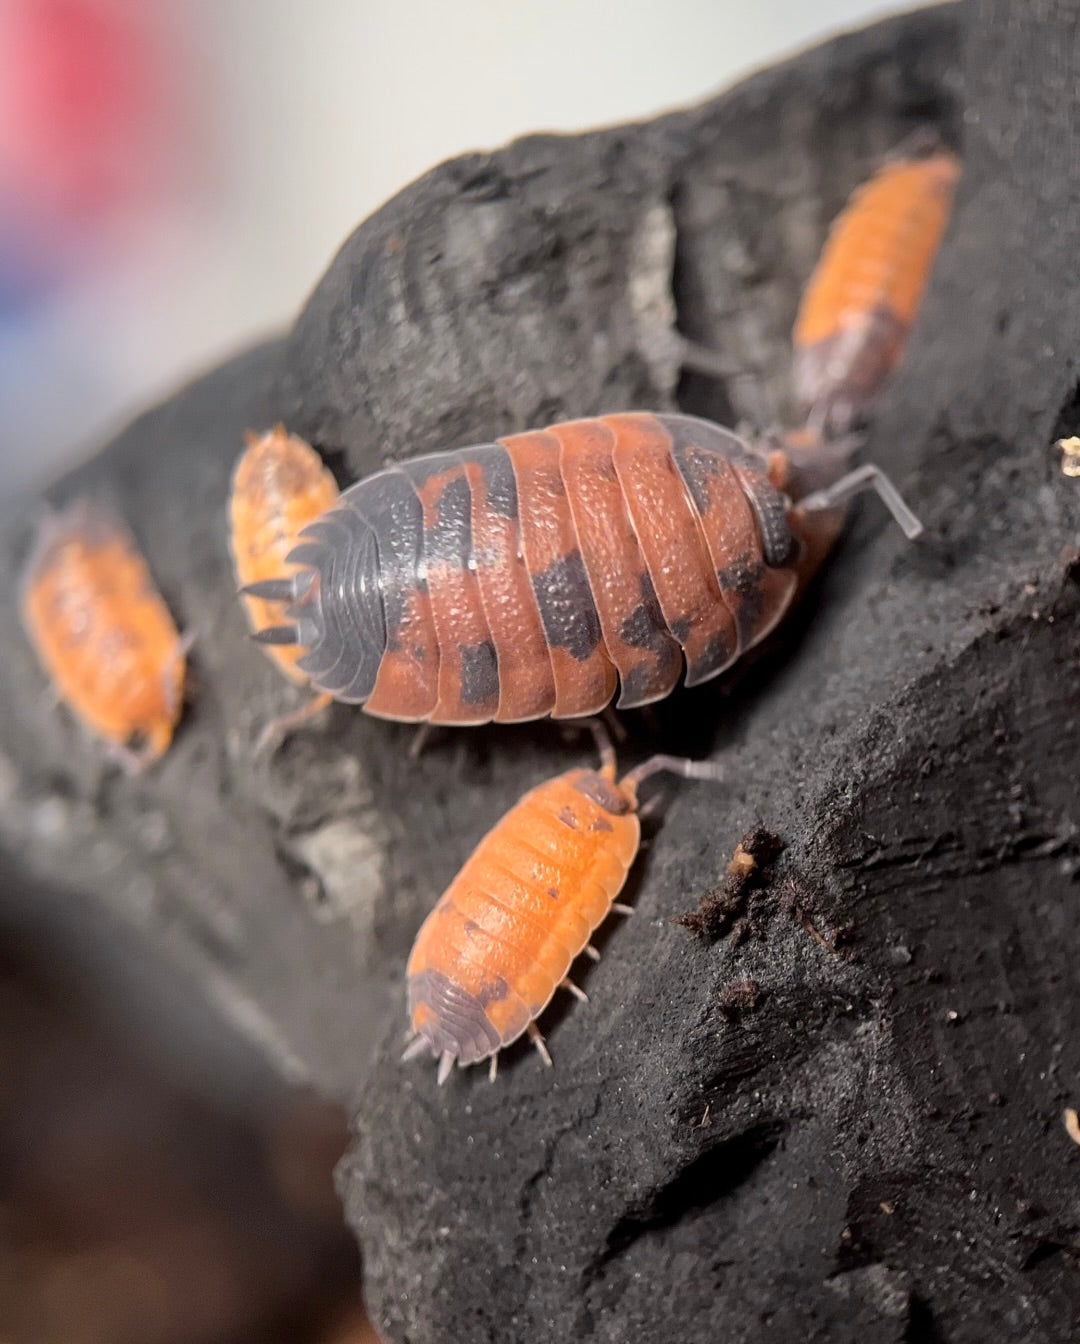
[905,1294,948,1344]
[591,1118,786,1271]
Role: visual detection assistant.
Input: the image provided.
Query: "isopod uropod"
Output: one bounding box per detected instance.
[19,500,189,773]
[793,142,960,433]
[403,733,723,1083]
[228,425,340,749]
[245,411,920,728]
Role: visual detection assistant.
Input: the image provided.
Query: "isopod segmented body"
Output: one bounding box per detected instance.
[404,738,721,1082]
[19,501,189,773]
[229,425,339,683]
[793,145,960,433]
[229,426,340,748]
[251,411,862,727]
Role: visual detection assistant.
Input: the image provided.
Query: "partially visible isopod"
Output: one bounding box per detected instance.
[19,500,189,773]
[793,138,960,433]
[229,425,339,751]
[403,729,723,1084]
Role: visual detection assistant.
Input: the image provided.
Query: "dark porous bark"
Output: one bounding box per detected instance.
[3,2,1079,1340]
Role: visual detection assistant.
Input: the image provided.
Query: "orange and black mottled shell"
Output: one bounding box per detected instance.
[19,501,187,770]
[264,412,813,725]
[406,764,640,1070]
[793,148,960,430]
[229,426,339,683]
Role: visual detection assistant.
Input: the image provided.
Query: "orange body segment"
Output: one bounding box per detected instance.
[460,453,556,722]
[19,501,187,770]
[793,149,960,427]
[551,418,683,708]
[229,426,339,684]
[406,765,640,1073]
[362,584,441,720]
[607,413,738,687]
[501,428,619,717]
[665,427,800,650]
[405,458,499,724]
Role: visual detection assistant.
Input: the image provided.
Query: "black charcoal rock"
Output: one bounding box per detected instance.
[3,3,1080,1341]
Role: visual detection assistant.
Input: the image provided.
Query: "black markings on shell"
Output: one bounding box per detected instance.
[409,462,472,567]
[663,413,754,517]
[459,639,499,705]
[615,572,683,708]
[618,661,671,709]
[684,629,739,688]
[471,444,518,519]
[716,553,767,643]
[531,549,603,661]
[345,470,425,652]
[618,573,671,651]
[735,466,796,568]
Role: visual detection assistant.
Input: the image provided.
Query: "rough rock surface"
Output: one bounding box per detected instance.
[3,2,1080,1340]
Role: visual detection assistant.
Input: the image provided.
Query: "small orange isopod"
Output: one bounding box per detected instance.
[403,731,721,1083]
[228,425,340,749]
[792,138,960,433]
[19,500,189,773]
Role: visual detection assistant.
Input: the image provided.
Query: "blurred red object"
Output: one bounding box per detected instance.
[0,0,186,267]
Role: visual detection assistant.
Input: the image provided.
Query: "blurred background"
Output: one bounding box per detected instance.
[1,0,904,503]
[0,3,905,1341]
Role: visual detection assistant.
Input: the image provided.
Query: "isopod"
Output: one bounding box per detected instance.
[403,731,722,1082]
[19,500,189,772]
[244,411,921,726]
[229,425,340,749]
[793,140,960,433]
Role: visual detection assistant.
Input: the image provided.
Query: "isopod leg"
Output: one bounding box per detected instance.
[559,977,588,1003]
[584,718,617,778]
[562,716,621,778]
[527,1022,553,1067]
[601,705,627,744]
[882,124,944,165]
[637,794,664,821]
[437,1050,455,1086]
[488,1054,499,1083]
[408,723,436,759]
[401,1034,431,1063]
[674,336,744,380]
[797,463,924,540]
[254,692,333,756]
[561,712,622,766]
[675,337,771,428]
[106,739,156,777]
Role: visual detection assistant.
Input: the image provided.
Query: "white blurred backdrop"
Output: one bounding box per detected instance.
[0,0,907,499]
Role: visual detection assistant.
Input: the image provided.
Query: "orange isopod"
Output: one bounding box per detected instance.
[403,733,721,1084]
[228,425,340,749]
[19,500,189,773]
[792,139,960,433]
